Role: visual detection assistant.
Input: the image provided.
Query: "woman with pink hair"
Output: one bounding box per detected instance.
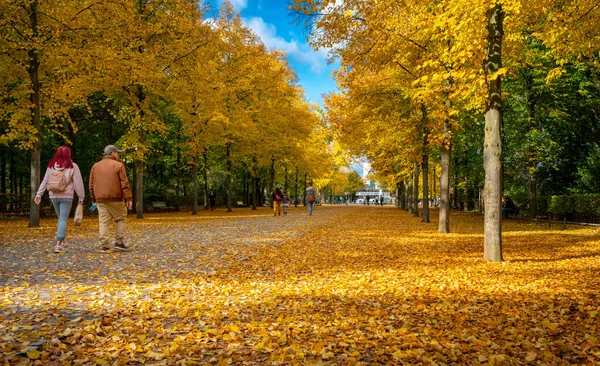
[34,146,85,253]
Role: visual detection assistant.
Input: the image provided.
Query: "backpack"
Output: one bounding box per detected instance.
[48,169,68,193]
[309,192,316,203]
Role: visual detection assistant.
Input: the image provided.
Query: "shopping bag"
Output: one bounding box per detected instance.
[74,204,83,226]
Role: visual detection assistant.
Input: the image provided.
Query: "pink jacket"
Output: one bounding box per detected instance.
[36,163,85,202]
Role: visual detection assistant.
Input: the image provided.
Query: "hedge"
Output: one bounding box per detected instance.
[546,194,600,223]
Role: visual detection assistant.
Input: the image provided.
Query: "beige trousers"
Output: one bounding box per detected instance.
[97,202,127,246]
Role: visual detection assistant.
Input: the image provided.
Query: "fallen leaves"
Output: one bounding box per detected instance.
[1,207,599,364]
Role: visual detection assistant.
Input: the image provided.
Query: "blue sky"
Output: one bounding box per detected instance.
[211,0,340,105]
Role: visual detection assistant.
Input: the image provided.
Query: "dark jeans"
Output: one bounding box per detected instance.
[502,208,514,219]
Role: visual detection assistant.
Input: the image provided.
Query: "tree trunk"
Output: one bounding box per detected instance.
[252,176,257,210]
[452,156,459,209]
[400,181,407,210]
[303,173,307,206]
[27,1,41,227]
[284,166,288,191]
[135,160,144,219]
[528,174,537,218]
[192,159,198,215]
[269,156,275,208]
[433,168,437,207]
[412,163,419,217]
[1,151,6,194]
[175,147,181,211]
[226,144,232,212]
[439,138,451,233]
[203,152,208,210]
[464,176,470,211]
[422,152,430,223]
[295,166,299,207]
[483,3,504,262]
[396,182,401,208]
[406,178,412,212]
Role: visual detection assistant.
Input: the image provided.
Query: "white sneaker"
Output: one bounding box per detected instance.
[54,241,65,253]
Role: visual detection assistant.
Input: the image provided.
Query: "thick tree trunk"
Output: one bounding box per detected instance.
[226,144,232,212]
[27,1,41,227]
[439,139,451,233]
[483,3,504,262]
[528,174,537,218]
[135,160,144,219]
[396,182,401,208]
[412,163,419,217]
[203,152,208,210]
[192,160,198,215]
[422,152,430,223]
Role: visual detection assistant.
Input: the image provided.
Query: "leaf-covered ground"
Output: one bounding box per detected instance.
[1,206,599,365]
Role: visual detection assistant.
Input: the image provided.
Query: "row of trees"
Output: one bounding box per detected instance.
[292,0,600,261]
[0,1,345,224]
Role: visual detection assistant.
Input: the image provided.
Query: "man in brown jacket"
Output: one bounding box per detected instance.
[90,145,134,251]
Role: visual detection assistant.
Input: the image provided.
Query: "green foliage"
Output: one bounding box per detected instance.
[547,194,600,221]
[574,145,600,193]
[345,171,365,194]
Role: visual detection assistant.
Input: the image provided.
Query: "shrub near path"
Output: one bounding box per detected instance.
[0,206,599,365]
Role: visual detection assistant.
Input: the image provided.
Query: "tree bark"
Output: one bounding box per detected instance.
[406,178,412,212]
[175,146,181,211]
[439,140,451,233]
[303,173,307,206]
[226,143,232,212]
[1,151,6,194]
[295,166,299,207]
[203,152,208,210]
[269,156,275,208]
[27,0,41,227]
[422,152,430,223]
[528,174,537,218]
[192,159,198,215]
[412,163,419,217]
[135,160,144,219]
[483,3,505,262]
[433,168,437,207]
[252,176,257,210]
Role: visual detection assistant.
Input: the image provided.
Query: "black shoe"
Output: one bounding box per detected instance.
[98,245,111,252]
[114,242,136,251]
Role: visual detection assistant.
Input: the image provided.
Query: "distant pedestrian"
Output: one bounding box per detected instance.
[89,145,134,252]
[209,191,216,210]
[306,182,316,216]
[502,196,516,219]
[34,146,85,253]
[282,189,290,215]
[366,194,370,206]
[272,187,283,216]
[380,196,384,206]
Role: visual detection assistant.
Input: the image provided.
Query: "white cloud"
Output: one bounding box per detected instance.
[243,17,330,74]
[219,0,248,11]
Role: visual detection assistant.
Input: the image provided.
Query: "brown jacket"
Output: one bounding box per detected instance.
[89,156,132,203]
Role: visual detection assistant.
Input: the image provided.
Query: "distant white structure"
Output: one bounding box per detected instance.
[350,158,374,187]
